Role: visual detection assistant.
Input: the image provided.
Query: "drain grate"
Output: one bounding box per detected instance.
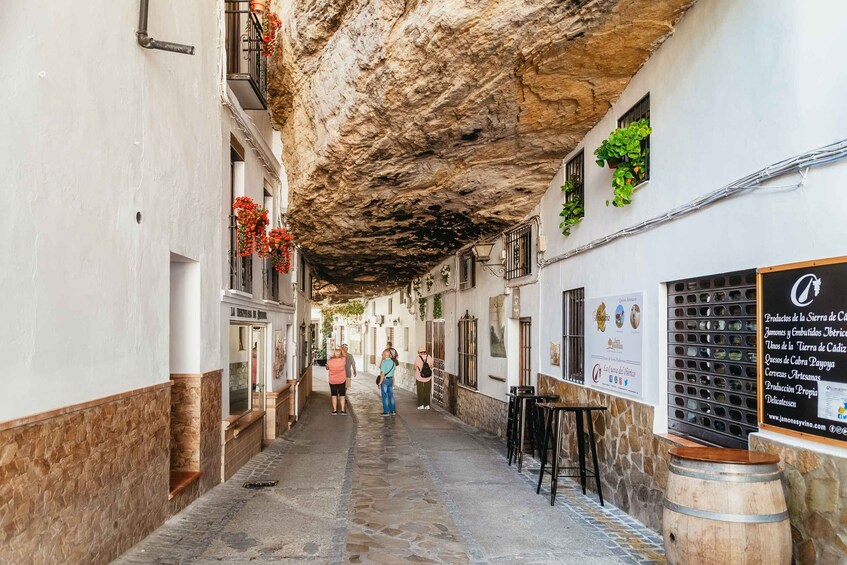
[242,480,278,489]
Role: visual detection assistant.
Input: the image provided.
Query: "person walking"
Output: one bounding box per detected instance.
[326,348,348,415]
[341,344,356,390]
[414,345,434,410]
[377,348,396,416]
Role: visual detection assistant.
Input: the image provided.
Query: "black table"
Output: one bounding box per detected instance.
[506,393,557,471]
[535,402,608,506]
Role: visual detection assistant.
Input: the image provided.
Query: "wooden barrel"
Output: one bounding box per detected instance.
[662,447,791,565]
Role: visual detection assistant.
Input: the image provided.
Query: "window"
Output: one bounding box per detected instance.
[388,298,393,315]
[372,301,376,316]
[667,270,758,448]
[505,224,532,280]
[564,150,584,220]
[459,251,476,290]
[563,288,585,383]
[618,94,650,182]
[229,145,252,293]
[404,327,409,352]
[298,254,306,292]
[386,327,395,349]
[458,312,478,389]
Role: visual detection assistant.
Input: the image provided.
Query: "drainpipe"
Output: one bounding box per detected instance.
[136,0,195,55]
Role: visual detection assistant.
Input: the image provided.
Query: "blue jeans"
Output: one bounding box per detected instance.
[380,378,396,413]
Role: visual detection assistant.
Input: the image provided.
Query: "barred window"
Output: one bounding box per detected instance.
[386,327,394,347]
[505,224,532,280]
[618,94,650,182]
[388,298,393,315]
[564,150,584,216]
[667,270,758,448]
[563,288,585,383]
[459,251,476,290]
[458,312,478,389]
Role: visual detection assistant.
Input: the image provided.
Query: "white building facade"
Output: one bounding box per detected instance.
[0,1,312,562]
[365,2,847,561]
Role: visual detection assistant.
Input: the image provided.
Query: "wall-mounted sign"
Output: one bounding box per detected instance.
[510,287,521,319]
[758,256,847,446]
[586,292,643,397]
[231,307,268,321]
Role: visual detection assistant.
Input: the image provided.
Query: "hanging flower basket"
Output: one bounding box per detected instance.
[250,0,267,13]
[261,11,282,58]
[233,196,269,256]
[265,228,294,273]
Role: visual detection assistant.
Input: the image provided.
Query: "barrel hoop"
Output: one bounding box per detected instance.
[669,462,782,483]
[663,499,789,524]
[670,456,779,476]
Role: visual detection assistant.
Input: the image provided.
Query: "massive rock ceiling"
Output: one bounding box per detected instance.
[269,0,695,300]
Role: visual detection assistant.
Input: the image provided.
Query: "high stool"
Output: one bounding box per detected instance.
[507,393,556,471]
[535,403,607,506]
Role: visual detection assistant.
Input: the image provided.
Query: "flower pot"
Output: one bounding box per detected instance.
[250,0,266,13]
[606,157,623,169]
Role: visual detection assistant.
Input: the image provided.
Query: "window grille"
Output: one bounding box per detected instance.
[386,327,394,348]
[564,150,584,214]
[459,251,476,290]
[262,259,279,301]
[505,224,532,280]
[298,255,306,291]
[667,270,758,448]
[458,312,478,389]
[388,298,393,315]
[563,288,585,383]
[618,94,650,182]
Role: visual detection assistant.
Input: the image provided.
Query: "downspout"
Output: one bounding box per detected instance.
[136,0,195,55]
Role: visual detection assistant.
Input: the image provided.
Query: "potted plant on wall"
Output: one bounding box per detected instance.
[250,0,267,13]
[233,196,269,256]
[260,9,282,59]
[593,118,651,207]
[264,228,294,273]
[440,265,451,285]
[559,178,584,236]
[425,273,434,293]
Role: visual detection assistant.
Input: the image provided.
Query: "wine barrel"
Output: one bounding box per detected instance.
[663,447,791,565]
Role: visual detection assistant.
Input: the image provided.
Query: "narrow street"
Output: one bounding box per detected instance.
[115,376,663,564]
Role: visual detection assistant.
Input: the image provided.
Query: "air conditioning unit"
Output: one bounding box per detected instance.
[371,315,384,326]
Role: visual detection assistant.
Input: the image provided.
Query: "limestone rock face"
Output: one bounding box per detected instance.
[269,0,695,299]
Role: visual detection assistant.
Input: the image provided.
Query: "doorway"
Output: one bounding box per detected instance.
[519,318,531,387]
[228,323,267,417]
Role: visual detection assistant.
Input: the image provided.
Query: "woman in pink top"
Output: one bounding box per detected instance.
[326,349,348,415]
[414,345,434,410]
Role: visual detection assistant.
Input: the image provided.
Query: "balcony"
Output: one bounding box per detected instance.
[262,258,280,302]
[225,1,268,110]
[229,218,253,293]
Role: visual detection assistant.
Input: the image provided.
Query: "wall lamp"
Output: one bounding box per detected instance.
[472,242,505,276]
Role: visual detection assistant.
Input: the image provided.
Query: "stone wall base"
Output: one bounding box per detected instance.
[455,386,508,438]
[265,384,292,440]
[749,433,847,565]
[221,411,264,482]
[0,383,172,564]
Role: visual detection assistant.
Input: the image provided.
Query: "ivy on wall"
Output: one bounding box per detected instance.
[433,293,442,319]
[419,297,427,321]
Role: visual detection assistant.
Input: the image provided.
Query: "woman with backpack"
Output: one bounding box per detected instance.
[414,345,434,410]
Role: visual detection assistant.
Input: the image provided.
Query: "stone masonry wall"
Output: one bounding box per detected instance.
[455,386,508,438]
[749,434,847,565]
[168,371,222,516]
[222,414,264,481]
[0,384,171,564]
[538,374,683,533]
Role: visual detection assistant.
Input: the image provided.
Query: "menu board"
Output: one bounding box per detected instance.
[758,257,847,446]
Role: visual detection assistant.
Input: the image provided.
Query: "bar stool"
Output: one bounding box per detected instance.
[535,403,607,506]
[506,386,533,461]
[507,393,556,471]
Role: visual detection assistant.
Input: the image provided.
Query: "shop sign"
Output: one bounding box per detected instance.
[758,256,847,446]
[231,307,268,321]
[586,292,643,397]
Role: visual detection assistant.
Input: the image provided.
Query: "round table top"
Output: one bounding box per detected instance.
[669,447,780,465]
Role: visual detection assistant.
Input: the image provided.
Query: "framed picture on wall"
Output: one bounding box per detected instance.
[550,342,561,366]
[489,295,506,358]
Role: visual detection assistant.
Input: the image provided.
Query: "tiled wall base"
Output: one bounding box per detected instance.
[455,385,508,438]
[221,411,264,481]
[749,433,847,565]
[538,374,685,533]
[265,384,292,440]
[0,383,171,564]
[168,371,222,516]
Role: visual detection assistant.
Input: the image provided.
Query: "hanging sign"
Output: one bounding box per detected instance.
[586,292,643,397]
[758,256,847,446]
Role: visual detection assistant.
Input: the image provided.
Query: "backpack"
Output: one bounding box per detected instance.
[419,355,432,378]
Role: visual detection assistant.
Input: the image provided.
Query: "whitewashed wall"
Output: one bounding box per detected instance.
[535,0,847,431]
[0,1,223,421]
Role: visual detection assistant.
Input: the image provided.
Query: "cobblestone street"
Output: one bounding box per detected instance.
[114,375,664,564]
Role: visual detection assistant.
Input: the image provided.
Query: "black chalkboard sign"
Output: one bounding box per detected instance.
[758,256,847,447]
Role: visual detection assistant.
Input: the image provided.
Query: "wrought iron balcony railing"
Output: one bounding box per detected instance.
[262,258,280,302]
[229,218,253,293]
[224,1,268,110]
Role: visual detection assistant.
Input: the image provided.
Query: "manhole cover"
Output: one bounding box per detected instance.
[242,480,278,489]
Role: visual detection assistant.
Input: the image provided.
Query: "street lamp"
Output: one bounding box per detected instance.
[472,242,505,276]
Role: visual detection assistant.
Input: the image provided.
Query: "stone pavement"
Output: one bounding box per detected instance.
[114,374,665,564]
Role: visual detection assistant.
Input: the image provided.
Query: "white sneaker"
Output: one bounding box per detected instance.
[425,406,431,410]
[417,406,424,410]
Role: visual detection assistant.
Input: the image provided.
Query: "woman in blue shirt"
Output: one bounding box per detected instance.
[377,348,396,416]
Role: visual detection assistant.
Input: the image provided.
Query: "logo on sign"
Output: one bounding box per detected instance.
[592,364,602,383]
[790,273,821,307]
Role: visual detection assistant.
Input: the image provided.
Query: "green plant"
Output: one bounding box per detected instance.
[593,118,651,207]
[425,274,434,293]
[412,278,421,296]
[559,178,584,236]
[433,293,442,319]
[419,297,427,321]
